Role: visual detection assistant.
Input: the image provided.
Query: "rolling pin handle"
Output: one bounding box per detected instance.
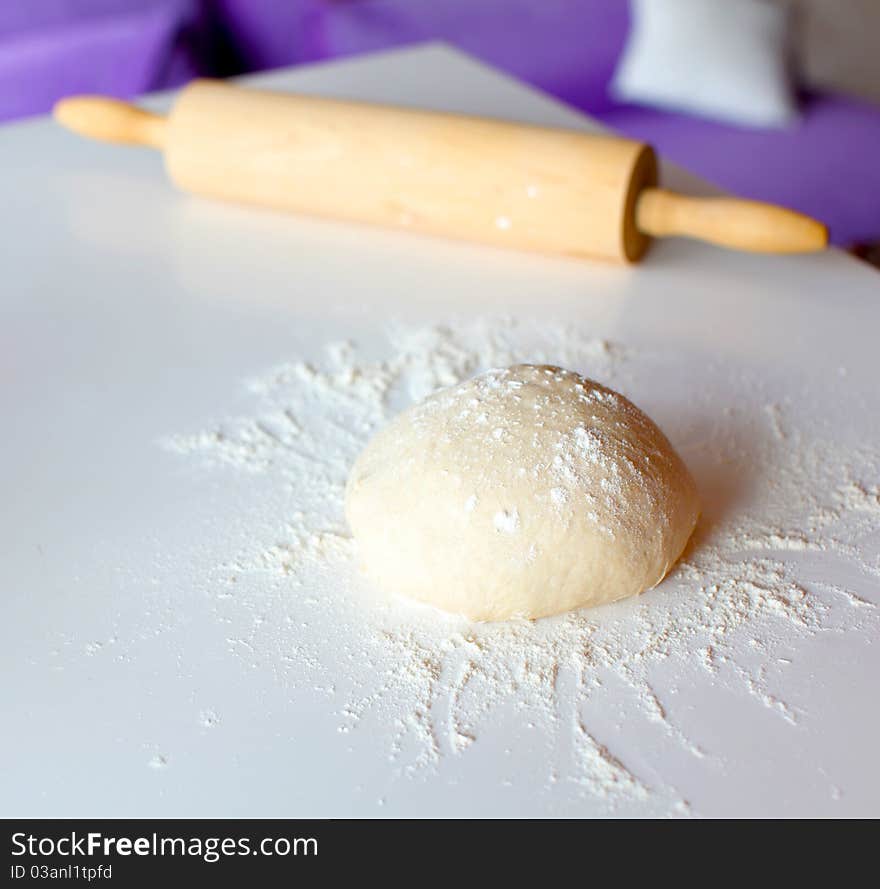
[53,97,167,149]
[635,188,828,254]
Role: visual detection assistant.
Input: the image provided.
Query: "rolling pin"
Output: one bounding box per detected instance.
[54,80,827,263]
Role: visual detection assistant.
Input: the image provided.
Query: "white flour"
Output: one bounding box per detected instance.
[164,318,879,815]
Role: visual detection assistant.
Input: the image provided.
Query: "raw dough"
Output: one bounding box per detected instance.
[345,365,699,621]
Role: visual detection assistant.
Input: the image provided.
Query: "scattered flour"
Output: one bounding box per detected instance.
[163,318,879,815]
[493,509,520,534]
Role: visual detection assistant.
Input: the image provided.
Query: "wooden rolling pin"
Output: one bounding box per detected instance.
[55,80,827,263]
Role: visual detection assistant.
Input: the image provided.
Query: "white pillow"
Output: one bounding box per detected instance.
[612,0,798,128]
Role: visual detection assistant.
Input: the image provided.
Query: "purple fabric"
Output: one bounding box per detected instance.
[209,0,322,72]
[0,0,200,121]
[598,94,880,246]
[310,0,630,114]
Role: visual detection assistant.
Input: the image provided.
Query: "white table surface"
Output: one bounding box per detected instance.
[2,44,879,818]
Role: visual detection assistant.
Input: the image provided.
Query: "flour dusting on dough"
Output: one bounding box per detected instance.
[163,318,880,815]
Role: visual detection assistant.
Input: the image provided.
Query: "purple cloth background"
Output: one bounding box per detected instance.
[0,1,201,120]
[304,0,629,114]
[3,0,878,245]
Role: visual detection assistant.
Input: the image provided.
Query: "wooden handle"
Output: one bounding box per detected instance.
[52,86,828,261]
[53,96,167,149]
[636,188,827,254]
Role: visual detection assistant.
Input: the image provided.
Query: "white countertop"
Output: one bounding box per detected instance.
[2,44,879,818]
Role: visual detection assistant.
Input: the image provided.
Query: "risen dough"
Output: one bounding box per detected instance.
[345,365,699,621]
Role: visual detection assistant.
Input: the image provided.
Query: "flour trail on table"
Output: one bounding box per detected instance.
[163,318,880,815]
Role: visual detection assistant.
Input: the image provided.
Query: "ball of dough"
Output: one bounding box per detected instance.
[345,365,699,621]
